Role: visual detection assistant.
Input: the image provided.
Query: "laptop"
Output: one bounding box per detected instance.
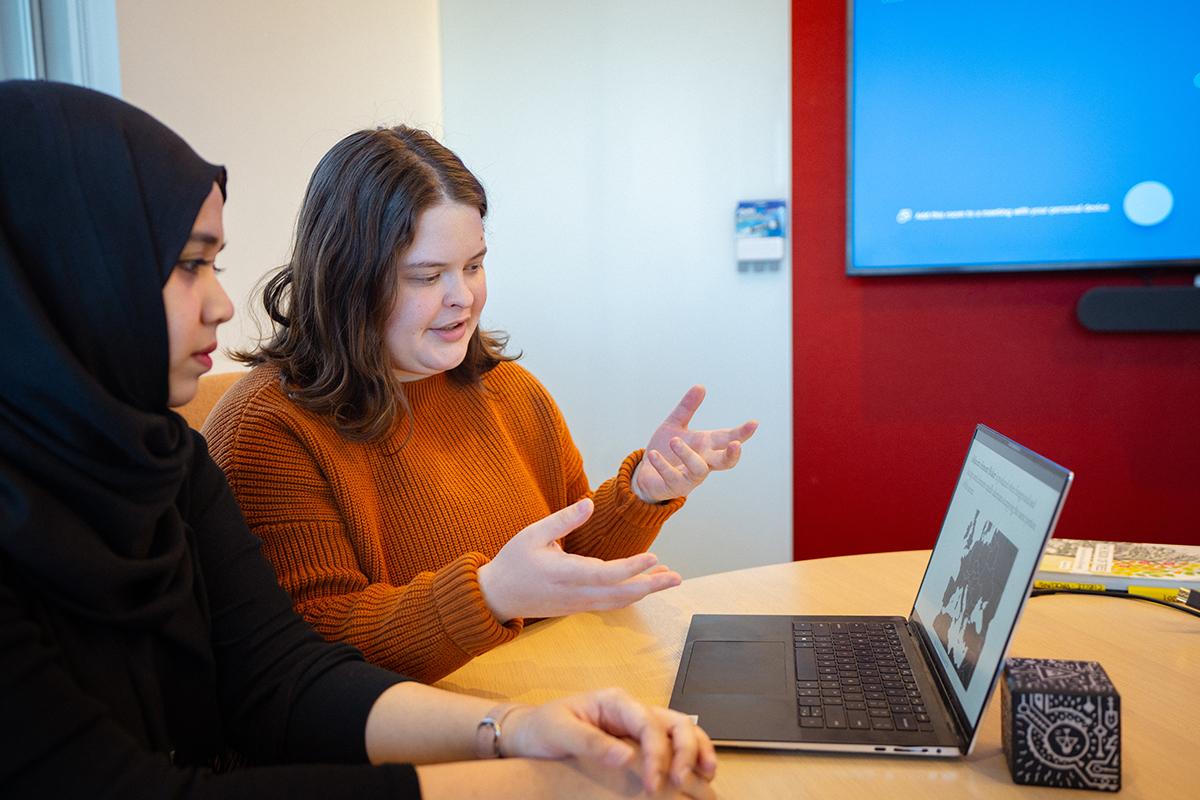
[668,424,1073,757]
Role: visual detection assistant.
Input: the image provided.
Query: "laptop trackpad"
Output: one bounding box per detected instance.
[681,640,787,695]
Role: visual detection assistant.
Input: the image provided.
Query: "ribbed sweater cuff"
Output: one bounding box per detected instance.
[430,552,522,657]
[612,450,686,524]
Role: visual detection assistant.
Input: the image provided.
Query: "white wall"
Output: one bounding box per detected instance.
[115,0,444,372]
[439,0,793,577]
[115,0,792,577]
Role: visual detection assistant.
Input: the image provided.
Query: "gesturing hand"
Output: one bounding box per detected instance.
[503,688,718,798]
[632,385,758,504]
[477,499,682,624]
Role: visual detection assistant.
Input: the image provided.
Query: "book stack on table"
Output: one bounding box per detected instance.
[1035,539,1200,602]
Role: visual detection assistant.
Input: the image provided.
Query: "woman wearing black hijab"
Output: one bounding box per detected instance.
[0,80,716,800]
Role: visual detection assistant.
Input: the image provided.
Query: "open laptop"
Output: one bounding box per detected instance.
[668,424,1072,757]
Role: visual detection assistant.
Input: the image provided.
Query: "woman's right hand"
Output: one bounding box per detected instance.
[477,499,681,623]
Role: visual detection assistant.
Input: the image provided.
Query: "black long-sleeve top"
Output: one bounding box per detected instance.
[0,433,422,798]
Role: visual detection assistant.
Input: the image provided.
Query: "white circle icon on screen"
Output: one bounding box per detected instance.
[896,208,913,223]
[1123,181,1173,226]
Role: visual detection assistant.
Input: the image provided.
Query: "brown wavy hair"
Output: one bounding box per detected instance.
[235,126,516,441]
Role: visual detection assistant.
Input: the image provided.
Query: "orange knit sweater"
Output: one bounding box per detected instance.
[202,363,683,683]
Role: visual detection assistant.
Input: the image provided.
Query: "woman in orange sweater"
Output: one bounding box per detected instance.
[203,127,756,683]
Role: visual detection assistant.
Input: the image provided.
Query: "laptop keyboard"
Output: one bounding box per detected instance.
[793,621,935,732]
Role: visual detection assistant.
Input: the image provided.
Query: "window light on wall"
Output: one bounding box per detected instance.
[0,0,121,97]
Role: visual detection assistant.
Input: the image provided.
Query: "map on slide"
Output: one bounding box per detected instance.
[932,509,1018,689]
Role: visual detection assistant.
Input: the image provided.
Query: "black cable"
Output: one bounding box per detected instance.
[1030,587,1200,619]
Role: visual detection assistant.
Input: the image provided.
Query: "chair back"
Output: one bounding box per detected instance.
[177,371,244,430]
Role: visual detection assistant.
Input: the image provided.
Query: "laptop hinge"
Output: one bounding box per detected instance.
[907,618,972,752]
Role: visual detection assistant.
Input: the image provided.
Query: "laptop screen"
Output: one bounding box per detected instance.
[910,425,1072,737]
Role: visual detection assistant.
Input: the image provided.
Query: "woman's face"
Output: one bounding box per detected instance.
[384,202,487,382]
[162,182,234,407]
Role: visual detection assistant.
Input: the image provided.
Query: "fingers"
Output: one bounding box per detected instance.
[539,548,679,614]
[635,714,676,794]
[697,418,759,452]
[587,569,682,609]
[576,690,671,793]
[660,385,706,430]
[708,439,741,471]
[737,419,759,442]
[661,716,698,788]
[700,430,756,471]
[552,712,639,771]
[643,439,710,501]
[643,450,696,501]
[567,559,681,610]
[568,550,660,586]
[505,694,638,767]
[684,418,756,467]
[516,498,594,547]
[667,714,716,785]
[677,769,719,800]
[486,520,678,620]
[640,418,756,502]
[617,703,714,796]
[532,690,719,798]
[668,438,710,477]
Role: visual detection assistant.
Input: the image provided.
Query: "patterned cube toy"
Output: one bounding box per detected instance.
[1001,658,1120,792]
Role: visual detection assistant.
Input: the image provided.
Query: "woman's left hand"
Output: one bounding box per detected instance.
[632,386,757,504]
[501,688,718,796]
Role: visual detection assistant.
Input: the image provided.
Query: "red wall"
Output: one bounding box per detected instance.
[791,1,1200,560]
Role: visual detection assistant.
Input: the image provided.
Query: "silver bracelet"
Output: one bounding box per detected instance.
[474,703,519,759]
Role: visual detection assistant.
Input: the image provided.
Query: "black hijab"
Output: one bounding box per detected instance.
[0,81,227,757]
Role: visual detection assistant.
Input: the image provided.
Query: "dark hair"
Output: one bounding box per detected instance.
[236,126,516,441]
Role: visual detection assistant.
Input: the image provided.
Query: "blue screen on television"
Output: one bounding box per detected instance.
[849,0,1200,275]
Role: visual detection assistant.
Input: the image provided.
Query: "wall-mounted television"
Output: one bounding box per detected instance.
[847,0,1200,277]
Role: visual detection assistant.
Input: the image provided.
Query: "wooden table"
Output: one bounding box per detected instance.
[435,551,1200,797]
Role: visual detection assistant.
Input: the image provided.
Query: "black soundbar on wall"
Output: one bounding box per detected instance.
[1076,286,1200,333]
